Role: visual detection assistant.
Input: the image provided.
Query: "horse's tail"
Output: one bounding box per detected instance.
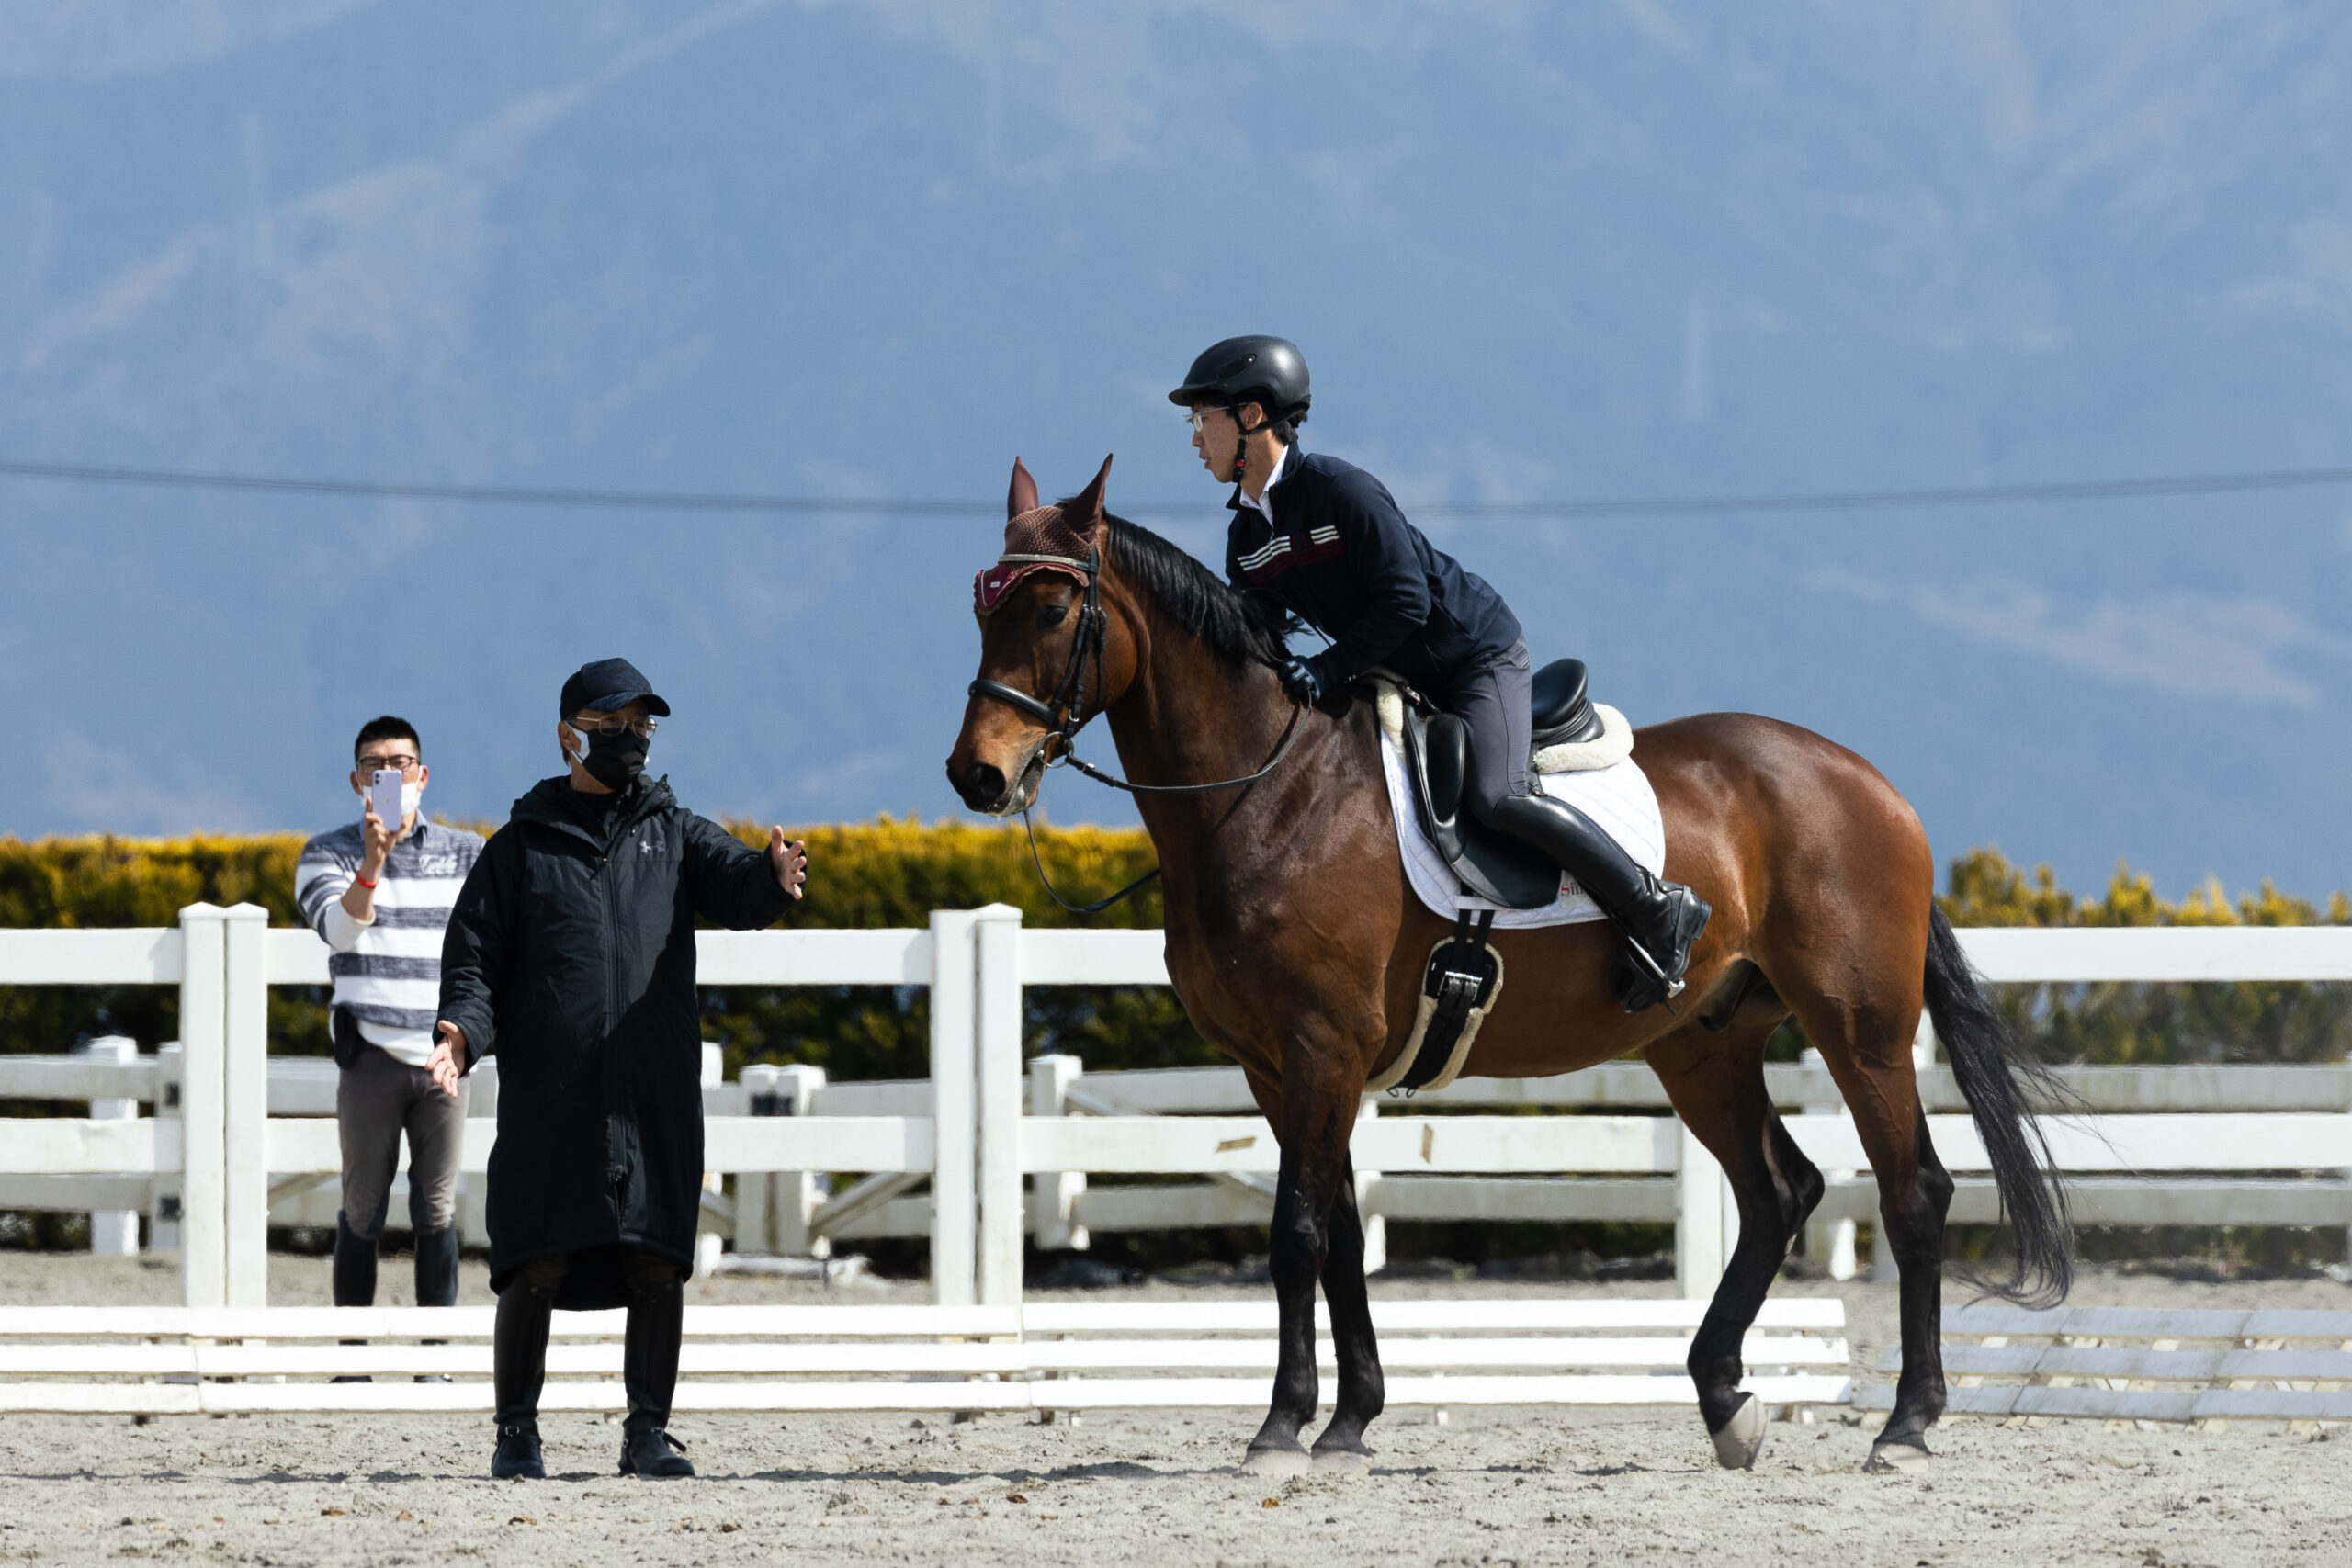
[1921,903,2074,1307]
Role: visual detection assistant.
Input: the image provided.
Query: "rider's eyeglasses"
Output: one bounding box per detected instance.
[1187,407,1214,434]
[568,714,659,739]
[356,754,421,775]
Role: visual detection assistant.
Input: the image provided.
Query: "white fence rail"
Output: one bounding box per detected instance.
[5,909,2351,1304]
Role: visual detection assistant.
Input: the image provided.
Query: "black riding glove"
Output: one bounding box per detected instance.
[1278,657,1326,707]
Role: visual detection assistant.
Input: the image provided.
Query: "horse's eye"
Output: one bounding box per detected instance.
[1037,604,1069,630]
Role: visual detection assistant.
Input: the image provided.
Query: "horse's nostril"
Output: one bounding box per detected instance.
[951,761,1006,810]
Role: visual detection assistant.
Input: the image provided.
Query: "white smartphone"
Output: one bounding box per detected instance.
[370,769,404,833]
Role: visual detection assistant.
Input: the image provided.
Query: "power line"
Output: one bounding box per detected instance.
[4,455,2351,519]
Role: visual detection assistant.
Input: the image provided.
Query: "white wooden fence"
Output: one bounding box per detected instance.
[5,907,2352,1307]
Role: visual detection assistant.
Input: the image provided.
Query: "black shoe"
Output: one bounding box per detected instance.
[619,1427,694,1479]
[492,1422,545,1480]
[1486,793,1712,1011]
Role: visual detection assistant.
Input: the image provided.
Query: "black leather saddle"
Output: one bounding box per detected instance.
[1393,658,1606,910]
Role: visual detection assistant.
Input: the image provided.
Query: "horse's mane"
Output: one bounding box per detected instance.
[1096,513,1290,670]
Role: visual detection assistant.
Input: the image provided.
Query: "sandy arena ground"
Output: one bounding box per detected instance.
[0,1253,2347,1566]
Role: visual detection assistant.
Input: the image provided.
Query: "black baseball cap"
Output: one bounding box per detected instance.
[560,658,671,717]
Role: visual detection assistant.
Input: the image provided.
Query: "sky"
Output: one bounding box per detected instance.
[2,1,2349,900]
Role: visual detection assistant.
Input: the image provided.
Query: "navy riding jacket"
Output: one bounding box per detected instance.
[1224,449,1521,689]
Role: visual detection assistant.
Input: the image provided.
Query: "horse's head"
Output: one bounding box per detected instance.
[945,454,1136,816]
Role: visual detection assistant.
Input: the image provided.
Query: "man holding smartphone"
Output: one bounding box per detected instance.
[428,659,808,1482]
[294,717,486,1335]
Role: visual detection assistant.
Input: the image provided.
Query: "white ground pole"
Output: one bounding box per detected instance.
[80,1036,141,1255]
[975,904,1027,1307]
[927,909,978,1305]
[175,905,227,1310]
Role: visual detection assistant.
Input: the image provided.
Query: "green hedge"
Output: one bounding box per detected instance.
[1,829,2346,1077]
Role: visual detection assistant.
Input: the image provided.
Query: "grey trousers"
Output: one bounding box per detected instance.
[338,1044,470,1239]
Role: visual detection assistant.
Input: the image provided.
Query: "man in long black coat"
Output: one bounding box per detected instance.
[428,658,808,1481]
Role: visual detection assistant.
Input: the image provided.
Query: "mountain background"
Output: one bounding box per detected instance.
[3,1,2348,899]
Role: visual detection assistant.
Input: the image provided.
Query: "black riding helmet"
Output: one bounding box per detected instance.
[1168,334,1311,423]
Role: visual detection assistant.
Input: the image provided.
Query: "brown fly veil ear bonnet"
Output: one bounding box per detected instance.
[974,456,1113,614]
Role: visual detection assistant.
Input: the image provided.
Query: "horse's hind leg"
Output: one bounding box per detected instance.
[1786,979,1953,1472]
[1308,1156,1384,1472]
[1646,1019,1826,1472]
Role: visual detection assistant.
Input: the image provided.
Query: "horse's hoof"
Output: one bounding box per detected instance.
[1864,1438,1931,1475]
[1310,1448,1371,1478]
[1709,1393,1768,1471]
[1239,1445,1312,1478]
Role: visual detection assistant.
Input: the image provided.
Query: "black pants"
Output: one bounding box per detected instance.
[1432,637,1534,825]
[494,1247,686,1435]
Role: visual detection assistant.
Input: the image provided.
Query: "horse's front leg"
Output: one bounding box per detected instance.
[1309,1155,1385,1473]
[1243,1052,1360,1477]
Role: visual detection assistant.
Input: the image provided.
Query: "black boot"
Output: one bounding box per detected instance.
[1486,793,1713,1011]
[619,1269,691,1477]
[331,1212,377,1382]
[492,1281,555,1477]
[492,1421,545,1481]
[413,1225,460,1382]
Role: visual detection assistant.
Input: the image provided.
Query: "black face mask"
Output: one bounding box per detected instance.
[582,728,650,790]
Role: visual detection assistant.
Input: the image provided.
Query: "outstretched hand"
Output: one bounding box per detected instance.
[768,827,808,900]
[424,1021,465,1100]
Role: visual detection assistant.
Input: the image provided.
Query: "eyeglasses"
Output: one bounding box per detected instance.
[1187,408,1213,433]
[356,754,421,774]
[569,713,659,739]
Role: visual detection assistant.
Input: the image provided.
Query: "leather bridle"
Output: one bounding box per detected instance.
[967,544,1307,914]
[967,546,1306,800]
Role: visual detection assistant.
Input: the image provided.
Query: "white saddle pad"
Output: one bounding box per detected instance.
[1378,727,1667,929]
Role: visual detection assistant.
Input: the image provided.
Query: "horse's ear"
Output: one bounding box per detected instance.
[1007,457,1039,520]
[1068,454,1114,536]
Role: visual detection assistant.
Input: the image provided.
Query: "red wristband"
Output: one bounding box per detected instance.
[354,874,378,889]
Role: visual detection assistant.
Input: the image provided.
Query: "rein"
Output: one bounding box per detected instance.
[968,544,1306,910]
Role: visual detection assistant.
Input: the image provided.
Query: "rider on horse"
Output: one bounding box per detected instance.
[1170,334,1712,1011]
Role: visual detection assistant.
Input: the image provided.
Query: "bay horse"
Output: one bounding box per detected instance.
[945,457,2070,1476]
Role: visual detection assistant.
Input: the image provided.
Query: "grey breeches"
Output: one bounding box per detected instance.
[1435,637,1534,827]
[337,1044,471,1238]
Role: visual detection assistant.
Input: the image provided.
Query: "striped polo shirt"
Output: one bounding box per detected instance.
[295,819,486,1067]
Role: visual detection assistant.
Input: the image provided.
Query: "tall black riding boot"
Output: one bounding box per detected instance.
[619,1266,692,1478]
[1487,792,1713,1011]
[331,1212,378,1383]
[491,1283,553,1480]
[412,1225,460,1383]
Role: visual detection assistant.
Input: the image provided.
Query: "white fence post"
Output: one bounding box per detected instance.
[1029,1054,1088,1252]
[151,1043,184,1254]
[1799,1047,1859,1280]
[1676,1121,1733,1300]
[928,910,978,1305]
[695,1043,726,1278]
[736,1064,779,1257]
[771,1064,831,1257]
[974,904,1026,1306]
[1356,1099,1386,1276]
[175,905,227,1309]
[221,904,270,1309]
[81,1036,141,1255]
